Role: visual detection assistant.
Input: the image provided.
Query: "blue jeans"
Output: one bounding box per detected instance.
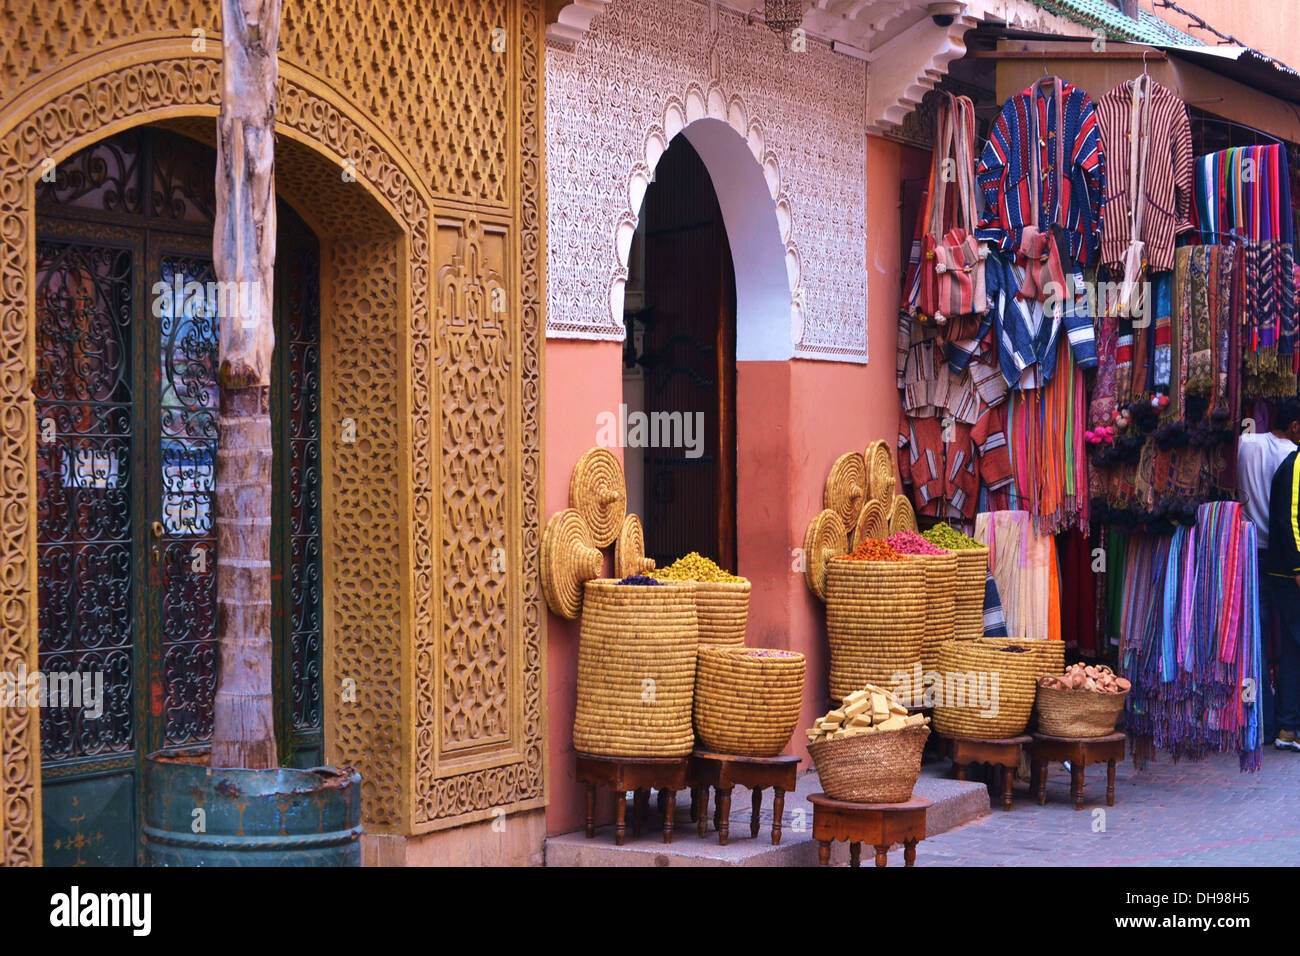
[1264,573,1300,733]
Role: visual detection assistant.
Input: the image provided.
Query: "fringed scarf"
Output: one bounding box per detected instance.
[1119,502,1263,771]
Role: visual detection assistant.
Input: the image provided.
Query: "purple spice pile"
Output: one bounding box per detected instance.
[617,575,663,586]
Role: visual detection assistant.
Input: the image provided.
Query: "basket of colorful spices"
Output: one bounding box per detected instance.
[923,522,990,641]
[654,552,750,648]
[889,530,956,702]
[824,539,925,703]
[931,637,1065,739]
[693,646,807,757]
[573,576,698,757]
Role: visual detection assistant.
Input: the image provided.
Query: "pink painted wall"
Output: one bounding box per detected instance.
[541,136,906,837]
[544,339,623,837]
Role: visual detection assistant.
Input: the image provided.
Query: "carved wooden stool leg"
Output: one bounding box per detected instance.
[771,787,786,846]
[698,787,709,838]
[689,785,700,823]
[904,839,918,867]
[850,842,861,868]
[1002,765,1014,811]
[874,844,889,867]
[1032,759,1046,805]
[751,787,762,839]
[663,790,676,844]
[615,791,627,846]
[1071,762,1085,811]
[717,787,733,846]
[818,840,831,866]
[585,784,596,839]
[1107,759,1117,807]
[953,761,967,781]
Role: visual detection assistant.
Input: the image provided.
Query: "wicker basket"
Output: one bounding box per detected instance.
[952,547,989,641]
[1035,682,1128,738]
[808,723,930,803]
[904,551,956,640]
[931,638,1065,738]
[573,579,698,757]
[693,647,806,757]
[825,558,925,703]
[694,578,751,648]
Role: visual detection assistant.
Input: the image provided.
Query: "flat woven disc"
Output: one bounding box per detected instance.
[866,440,897,504]
[614,513,656,578]
[541,508,603,620]
[803,508,848,602]
[852,497,889,548]
[824,452,867,532]
[569,448,627,548]
[888,494,918,534]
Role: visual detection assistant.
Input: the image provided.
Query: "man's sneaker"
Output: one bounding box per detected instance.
[1275,729,1300,751]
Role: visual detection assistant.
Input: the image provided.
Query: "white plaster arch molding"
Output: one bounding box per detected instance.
[614,83,802,362]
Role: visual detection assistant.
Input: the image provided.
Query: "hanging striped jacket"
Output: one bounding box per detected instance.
[976,80,1107,268]
[1094,78,1194,273]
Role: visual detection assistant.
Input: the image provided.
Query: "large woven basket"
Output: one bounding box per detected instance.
[952,547,989,641]
[573,579,698,757]
[1035,683,1127,738]
[931,638,1065,738]
[825,558,925,702]
[808,724,931,803]
[693,647,806,757]
[905,551,956,640]
[694,578,751,648]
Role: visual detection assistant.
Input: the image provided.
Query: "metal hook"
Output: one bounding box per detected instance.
[1142,49,1150,75]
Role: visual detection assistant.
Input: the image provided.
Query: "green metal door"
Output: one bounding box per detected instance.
[34,127,323,866]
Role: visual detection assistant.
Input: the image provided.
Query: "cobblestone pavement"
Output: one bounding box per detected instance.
[920,745,1300,866]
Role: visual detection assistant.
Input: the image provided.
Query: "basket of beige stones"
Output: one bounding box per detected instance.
[1034,663,1130,738]
[806,683,930,803]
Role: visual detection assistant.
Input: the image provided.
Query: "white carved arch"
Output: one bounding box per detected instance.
[613,82,801,362]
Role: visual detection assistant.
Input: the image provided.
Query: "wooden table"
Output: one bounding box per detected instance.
[809,793,931,867]
[574,753,689,845]
[687,751,801,846]
[940,733,1032,811]
[1029,732,1125,811]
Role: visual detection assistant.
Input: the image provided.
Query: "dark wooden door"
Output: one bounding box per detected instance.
[34,127,323,866]
[638,136,737,571]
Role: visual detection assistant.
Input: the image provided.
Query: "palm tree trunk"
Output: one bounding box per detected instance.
[211,0,281,769]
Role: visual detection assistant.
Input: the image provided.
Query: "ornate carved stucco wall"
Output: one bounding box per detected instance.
[545,0,869,362]
[0,0,546,865]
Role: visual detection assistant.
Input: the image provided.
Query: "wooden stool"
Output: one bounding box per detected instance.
[687,751,801,846]
[575,753,689,845]
[940,733,1031,811]
[809,793,931,867]
[1030,732,1125,810]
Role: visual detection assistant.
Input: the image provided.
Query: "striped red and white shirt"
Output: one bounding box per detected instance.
[1095,78,1194,273]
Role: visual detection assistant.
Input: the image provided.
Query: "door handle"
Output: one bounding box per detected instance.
[151,546,161,565]
[151,520,164,539]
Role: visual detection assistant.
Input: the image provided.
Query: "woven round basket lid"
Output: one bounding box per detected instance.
[569,447,627,548]
[824,451,867,533]
[866,440,897,503]
[541,508,603,620]
[614,513,656,579]
[852,497,889,547]
[888,494,918,534]
[803,508,848,601]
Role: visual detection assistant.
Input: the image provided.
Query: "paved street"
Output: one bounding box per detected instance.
[921,746,1300,866]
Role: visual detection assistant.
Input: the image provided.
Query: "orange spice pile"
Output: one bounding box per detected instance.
[839,539,907,562]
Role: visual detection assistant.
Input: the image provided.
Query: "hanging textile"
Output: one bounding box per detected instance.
[897,405,1014,521]
[1119,501,1263,771]
[1193,145,1298,396]
[974,510,1062,641]
[1058,528,1099,656]
[976,77,1107,269]
[1095,76,1194,274]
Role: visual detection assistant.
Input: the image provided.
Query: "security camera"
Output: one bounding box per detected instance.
[928,2,964,26]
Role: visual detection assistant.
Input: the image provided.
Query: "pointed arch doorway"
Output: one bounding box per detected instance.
[624,134,738,571]
[33,125,323,866]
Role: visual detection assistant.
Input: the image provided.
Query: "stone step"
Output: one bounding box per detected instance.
[544,759,992,867]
